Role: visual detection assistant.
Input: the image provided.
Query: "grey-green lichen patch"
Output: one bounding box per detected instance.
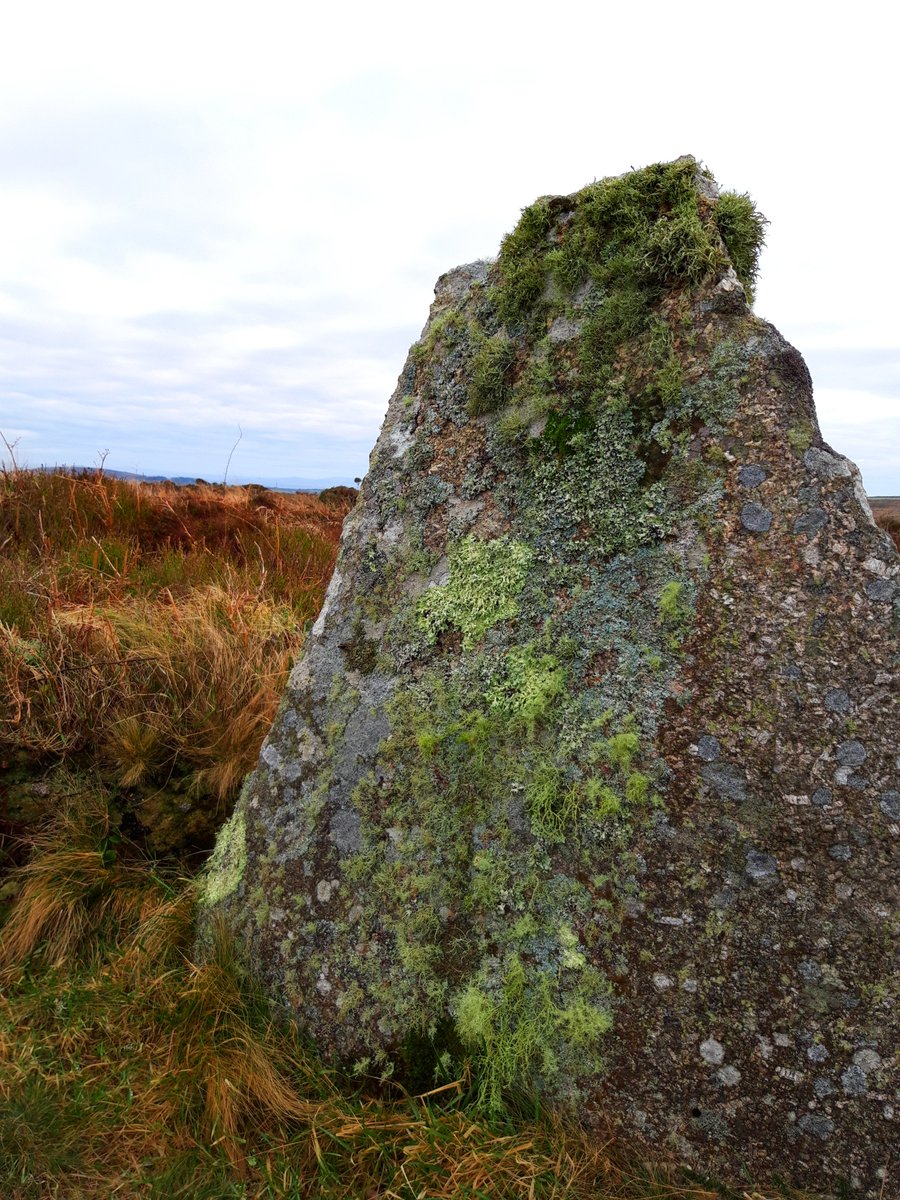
[204,159,897,1195]
[199,809,246,906]
[416,534,532,648]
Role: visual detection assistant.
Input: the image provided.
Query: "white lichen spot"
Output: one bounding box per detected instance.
[853,1049,883,1073]
[652,973,674,992]
[261,741,282,770]
[199,810,247,907]
[717,1065,742,1086]
[316,880,334,903]
[700,1037,725,1066]
[310,569,343,639]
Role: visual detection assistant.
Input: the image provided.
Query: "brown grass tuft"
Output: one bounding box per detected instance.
[1,467,350,854]
[0,785,159,978]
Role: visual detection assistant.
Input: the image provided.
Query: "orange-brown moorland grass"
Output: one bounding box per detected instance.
[1,468,349,852]
[870,496,900,552]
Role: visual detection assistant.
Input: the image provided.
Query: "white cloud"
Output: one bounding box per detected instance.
[0,0,897,489]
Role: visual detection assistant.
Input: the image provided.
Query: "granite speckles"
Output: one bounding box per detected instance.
[695,735,721,761]
[746,849,778,881]
[803,447,852,481]
[836,740,867,767]
[700,761,747,801]
[866,578,896,602]
[798,1113,835,1141]
[841,1064,867,1096]
[823,688,851,714]
[793,508,828,536]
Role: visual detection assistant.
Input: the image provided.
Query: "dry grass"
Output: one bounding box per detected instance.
[5,586,296,792]
[0,787,150,977]
[0,468,349,852]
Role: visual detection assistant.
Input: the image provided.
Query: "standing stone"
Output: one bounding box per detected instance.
[201,158,898,1195]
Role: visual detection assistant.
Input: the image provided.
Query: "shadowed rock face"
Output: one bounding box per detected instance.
[202,159,898,1194]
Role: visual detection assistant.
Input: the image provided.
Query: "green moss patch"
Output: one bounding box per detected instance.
[469,334,518,416]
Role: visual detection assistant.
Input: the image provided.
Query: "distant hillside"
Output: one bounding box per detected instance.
[30,466,357,493]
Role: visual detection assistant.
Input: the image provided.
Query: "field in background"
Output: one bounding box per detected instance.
[2,469,892,1197]
[870,496,900,551]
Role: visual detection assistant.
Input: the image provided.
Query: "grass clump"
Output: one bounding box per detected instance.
[415,309,467,361]
[494,197,556,326]
[0,467,349,854]
[493,157,766,385]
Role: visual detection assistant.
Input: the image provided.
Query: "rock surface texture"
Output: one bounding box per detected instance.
[203,159,898,1194]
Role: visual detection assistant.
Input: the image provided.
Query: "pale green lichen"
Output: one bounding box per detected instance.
[454,951,612,1111]
[199,809,247,906]
[417,535,533,648]
[787,420,814,454]
[658,580,687,624]
[485,645,564,735]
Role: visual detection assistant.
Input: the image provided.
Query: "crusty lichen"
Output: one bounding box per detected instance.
[199,809,246,906]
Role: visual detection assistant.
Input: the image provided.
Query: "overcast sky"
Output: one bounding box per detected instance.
[1,1,897,492]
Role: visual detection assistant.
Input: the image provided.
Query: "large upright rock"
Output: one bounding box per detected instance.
[203,159,898,1193]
